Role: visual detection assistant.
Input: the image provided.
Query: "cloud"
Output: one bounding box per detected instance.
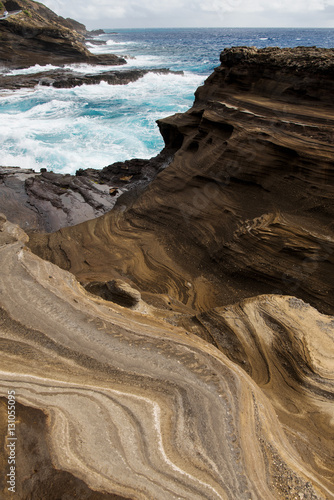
[41,0,334,27]
[197,0,334,14]
[79,4,127,20]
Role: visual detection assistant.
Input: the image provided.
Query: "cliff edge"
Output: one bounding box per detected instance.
[0,0,126,68]
[0,47,333,499]
[29,47,334,315]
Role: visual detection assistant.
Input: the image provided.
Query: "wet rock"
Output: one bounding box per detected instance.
[0,68,182,90]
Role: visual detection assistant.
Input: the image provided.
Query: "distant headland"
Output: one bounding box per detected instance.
[0,0,125,68]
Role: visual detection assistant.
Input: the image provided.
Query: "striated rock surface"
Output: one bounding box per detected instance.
[29,46,334,315]
[195,294,334,494]
[0,0,125,69]
[0,216,333,499]
[0,47,334,498]
[0,167,121,233]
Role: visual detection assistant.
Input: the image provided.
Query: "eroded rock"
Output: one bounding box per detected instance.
[85,280,142,309]
[0,0,125,69]
[0,68,183,90]
[0,218,332,498]
[0,46,333,500]
[28,47,334,315]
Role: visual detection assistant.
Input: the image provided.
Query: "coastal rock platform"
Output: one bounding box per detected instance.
[0,46,333,499]
[0,150,171,232]
[0,67,183,90]
[0,215,333,499]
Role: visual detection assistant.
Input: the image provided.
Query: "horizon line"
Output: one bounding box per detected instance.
[94,26,334,30]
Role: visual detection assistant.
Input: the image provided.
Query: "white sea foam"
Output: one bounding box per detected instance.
[0,72,204,174]
[121,55,171,69]
[1,27,329,175]
[106,39,134,46]
[63,63,127,74]
[86,40,134,51]
[6,64,60,76]
[62,54,167,74]
[88,41,133,55]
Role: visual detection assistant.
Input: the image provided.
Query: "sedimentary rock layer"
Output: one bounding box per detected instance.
[29,47,334,315]
[0,47,333,498]
[0,216,333,499]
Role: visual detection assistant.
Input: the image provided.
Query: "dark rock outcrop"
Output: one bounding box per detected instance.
[63,17,87,35]
[0,167,120,232]
[86,29,106,37]
[0,0,125,68]
[0,150,172,232]
[0,67,183,90]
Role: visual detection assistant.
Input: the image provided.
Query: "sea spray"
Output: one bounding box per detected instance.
[0,73,203,173]
[1,27,333,174]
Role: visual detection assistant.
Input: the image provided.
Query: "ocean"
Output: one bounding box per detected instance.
[1,28,333,174]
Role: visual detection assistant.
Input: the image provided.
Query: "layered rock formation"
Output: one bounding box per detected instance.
[0,0,125,68]
[0,216,333,499]
[0,47,333,499]
[29,46,334,315]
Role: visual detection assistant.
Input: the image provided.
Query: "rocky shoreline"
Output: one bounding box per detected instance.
[0,0,183,91]
[0,150,173,232]
[0,0,125,69]
[0,10,333,500]
[0,67,183,90]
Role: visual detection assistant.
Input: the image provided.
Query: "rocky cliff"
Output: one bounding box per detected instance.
[0,0,125,68]
[0,47,333,499]
[29,47,334,315]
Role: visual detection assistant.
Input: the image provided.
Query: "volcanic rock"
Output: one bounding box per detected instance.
[86,29,106,37]
[28,47,334,314]
[0,0,125,69]
[0,67,183,90]
[0,150,172,232]
[0,167,122,232]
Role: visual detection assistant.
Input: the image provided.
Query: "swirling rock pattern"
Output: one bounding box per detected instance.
[1,47,334,498]
[29,47,334,314]
[196,295,334,495]
[0,216,333,499]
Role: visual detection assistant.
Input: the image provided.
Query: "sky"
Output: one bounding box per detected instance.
[42,0,334,29]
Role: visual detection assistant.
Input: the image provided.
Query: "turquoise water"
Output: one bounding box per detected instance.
[0,28,333,174]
